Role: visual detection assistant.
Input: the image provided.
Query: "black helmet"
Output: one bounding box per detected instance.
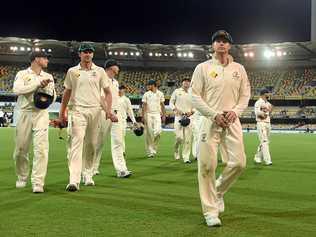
[33,87,55,109]
[179,115,190,127]
[133,126,144,136]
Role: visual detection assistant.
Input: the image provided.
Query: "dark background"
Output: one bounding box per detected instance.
[0,0,311,44]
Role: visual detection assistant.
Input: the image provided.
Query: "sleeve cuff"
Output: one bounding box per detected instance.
[232,109,240,117]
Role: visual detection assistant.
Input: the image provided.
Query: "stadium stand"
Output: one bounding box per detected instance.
[0,37,315,130]
[1,64,316,98]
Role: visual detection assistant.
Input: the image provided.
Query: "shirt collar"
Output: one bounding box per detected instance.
[27,67,45,76]
[77,63,97,71]
[259,97,266,103]
[180,87,189,93]
[210,54,234,66]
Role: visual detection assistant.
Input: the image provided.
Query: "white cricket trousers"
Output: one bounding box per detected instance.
[121,119,127,153]
[174,116,192,162]
[192,115,228,164]
[192,115,201,158]
[144,113,162,156]
[13,110,49,187]
[255,122,272,164]
[67,107,102,184]
[92,111,129,174]
[197,117,246,217]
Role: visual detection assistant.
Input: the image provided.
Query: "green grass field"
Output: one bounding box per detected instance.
[0,128,315,237]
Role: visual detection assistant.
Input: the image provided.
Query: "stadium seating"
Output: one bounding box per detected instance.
[0,65,21,93]
[241,106,316,119]
[1,64,316,98]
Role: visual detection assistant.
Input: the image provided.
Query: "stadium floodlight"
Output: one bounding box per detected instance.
[276,51,282,57]
[188,52,194,58]
[120,52,124,56]
[264,50,274,58]
[244,52,249,57]
[42,49,46,52]
[170,53,174,56]
[47,49,52,52]
[135,52,140,56]
[114,52,118,55]
[108,51,113,55]
[183,53,187,57]
[124,52,128,56]
[27,47,31,51]
[177,52,182,57]
[35,47,40,52]
[155,53,159,57]
[10,46,18,51]
[249,52,254,58]
[130,52,134,56]
[164,53,168,57]
[283,52,287,56]
[149,52,153,56]
[264,50,270,58]
[20,47,25,51]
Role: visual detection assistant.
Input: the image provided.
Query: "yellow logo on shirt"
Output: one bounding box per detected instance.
[22,75,33,84]
[210,71,218,79]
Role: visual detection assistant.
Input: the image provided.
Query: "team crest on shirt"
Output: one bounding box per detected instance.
[22,75,32,85]
[22,75,32,82]
[210,71,218,79]
[232,71,240,80]
[92,71,97,77]
[75,72,80,77]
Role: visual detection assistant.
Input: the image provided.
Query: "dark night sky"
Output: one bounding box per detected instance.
[0,0,311,44]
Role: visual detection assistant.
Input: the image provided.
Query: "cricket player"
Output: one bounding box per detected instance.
[92,59,132,178]
[191,30,250,227]
[13,51,55,193]
[59,43,117,192]
[141,80,166,158]
[0,109,4,127]
[254,89,273,165]
[169,78,194,163]
[118,85,137,154]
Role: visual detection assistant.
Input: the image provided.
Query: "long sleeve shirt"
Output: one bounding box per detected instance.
[13,67,55,111]
[169,87,193,116]
[190,56,250,121]
[254,98,272,123]
[118,95,137,123]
